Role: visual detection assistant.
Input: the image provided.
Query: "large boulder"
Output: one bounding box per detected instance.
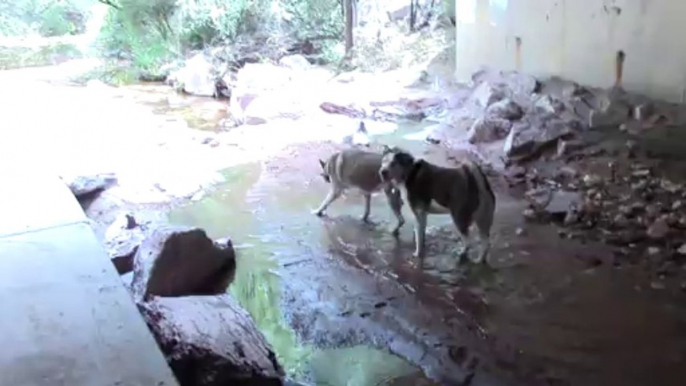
[131,226,236,303]
[139,295,285,386]
[504,113,581,159]
[168,53,218,97]
[229,63,307,125]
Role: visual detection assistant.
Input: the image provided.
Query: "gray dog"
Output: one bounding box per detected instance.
[379,147,496,264]
[313,148,405,236]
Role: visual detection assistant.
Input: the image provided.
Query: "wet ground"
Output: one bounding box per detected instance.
[168,121,686,385]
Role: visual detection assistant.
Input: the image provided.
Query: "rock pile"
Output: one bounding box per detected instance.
[428,69,686,171]
[519,159,686,278]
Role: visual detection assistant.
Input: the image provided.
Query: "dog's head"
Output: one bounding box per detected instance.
[379,146,415,184]
[318,159,331,183]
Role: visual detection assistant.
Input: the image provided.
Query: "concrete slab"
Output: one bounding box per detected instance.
[0,166,86,237]
[0,222,178,386]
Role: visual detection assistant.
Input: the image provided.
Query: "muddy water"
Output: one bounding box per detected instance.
[118,83,229,131]
[165,109,686,385]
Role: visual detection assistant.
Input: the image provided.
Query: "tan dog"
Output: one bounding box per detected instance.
[314,149,405,236]
[379,147,496,264]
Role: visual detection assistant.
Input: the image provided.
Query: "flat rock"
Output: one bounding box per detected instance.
[504,114,580,159]
[278,54,311,70]
[62,172,117,198]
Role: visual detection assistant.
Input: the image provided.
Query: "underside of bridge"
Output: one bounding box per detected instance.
[454,0,686,103]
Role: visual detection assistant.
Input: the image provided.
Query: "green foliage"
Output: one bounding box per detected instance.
[0,42,83,70]
[96,3,178,78]
[95,0,345,75]
[281,0,343,40]
[0,0,90,37]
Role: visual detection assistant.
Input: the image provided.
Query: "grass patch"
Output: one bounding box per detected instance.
[0,42,83,70]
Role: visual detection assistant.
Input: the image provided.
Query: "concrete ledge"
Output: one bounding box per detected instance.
[0,167,86,237]
[0,166,178,386]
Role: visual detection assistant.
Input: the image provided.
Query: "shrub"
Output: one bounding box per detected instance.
[0,0,90,37]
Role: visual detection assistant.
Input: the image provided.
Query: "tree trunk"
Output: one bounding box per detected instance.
[344,0,354,55]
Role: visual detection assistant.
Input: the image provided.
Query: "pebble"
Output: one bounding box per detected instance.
[678,244,686,255]
[583,174,602,186]
[515,227,526,236]
[613,214,630,228]
[647,246,661,256]
[647,217,670,239]
[645,204,661,219]
[650,281,666,290]
[672,200,683,211]
[523,208,536,220]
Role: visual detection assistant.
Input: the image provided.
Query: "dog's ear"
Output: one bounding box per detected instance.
[395,151,415,167]
[381,144,392,155]
[319,159,326,170]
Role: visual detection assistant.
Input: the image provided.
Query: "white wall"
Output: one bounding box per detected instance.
[454,0,686,102]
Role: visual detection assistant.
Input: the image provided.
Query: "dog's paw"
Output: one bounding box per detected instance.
[391,227,400,237]
[312,209,325,217]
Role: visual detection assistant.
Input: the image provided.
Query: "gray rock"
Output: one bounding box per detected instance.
[131,226,237,303]
[62,172,117,198]
[556,139,584,158]
[139,295,285,386]
[546,190,583,215]
[105,212,145,275]
[647,217,670,240]
[167,53,217,97]
[471,70,539,99]
[485,98,523,120]
[540,76,584,99]
[467,117,512,143]
[526,188,582,215]
[534,94,565,114]
[588,92,631,129]
[503,114,579,159]
[278,54,311,70]
[470,81,505,108]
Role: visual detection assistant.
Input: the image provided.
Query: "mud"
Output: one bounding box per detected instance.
[168,121,686,386]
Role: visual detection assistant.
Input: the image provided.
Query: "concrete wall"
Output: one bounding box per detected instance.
[454,0,686,103]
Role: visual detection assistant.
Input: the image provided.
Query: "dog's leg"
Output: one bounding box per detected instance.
[312,188,343,216]
[384,185,404,237]
[473,206,495,265]
[412,208,428,258]
[361,193,372,222]
[449,208,471,263]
